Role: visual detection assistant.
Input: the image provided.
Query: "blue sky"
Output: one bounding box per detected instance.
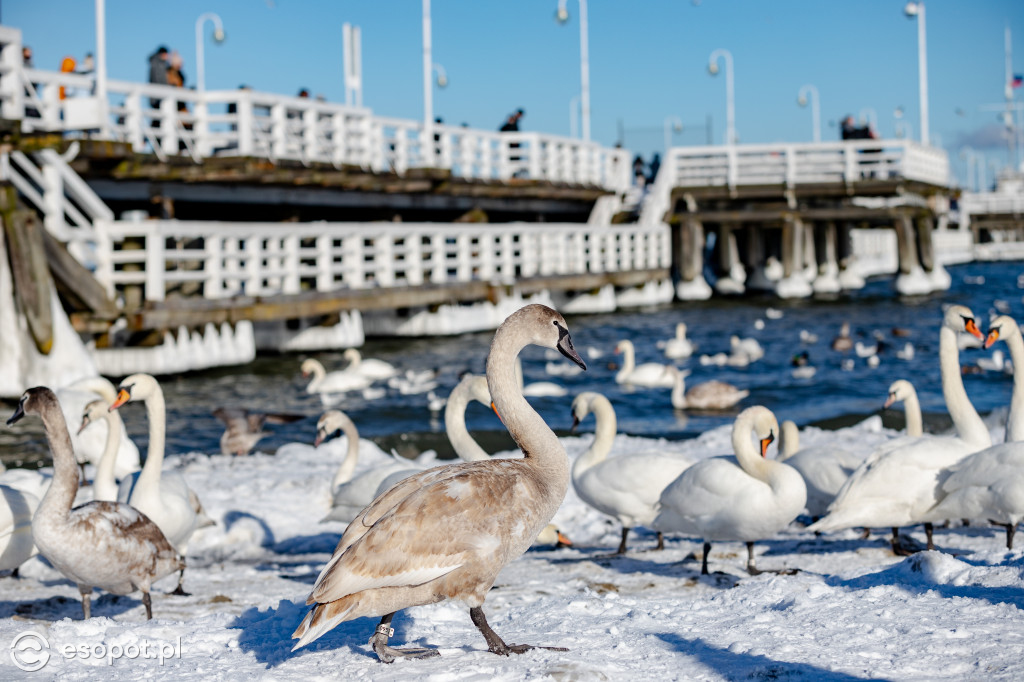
[5,1,1023,185]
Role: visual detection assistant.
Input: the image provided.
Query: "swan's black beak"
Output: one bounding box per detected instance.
[760,431,775,458]
[77,416,91,435]
[6,402,25,426]
[883,392,896,409]
[571,415,580,433]
[556,324,586,371]
[314,428,326,447]
[555,530,573,547]
[962,316,983,341]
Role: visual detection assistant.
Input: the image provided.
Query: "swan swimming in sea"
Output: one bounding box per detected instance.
[666,366,749,411]
[659,322,694,360]
[808,305,990,552]
[653,406,806,575]
[301,358,374,397]
[7,387,183,620]
[211,407,305,456]
[111,373,210,594]
[613,339,675,388]
[515,358,568,397]
[342,347,398,381]
[292,303,586,662]
[571,391,695,553]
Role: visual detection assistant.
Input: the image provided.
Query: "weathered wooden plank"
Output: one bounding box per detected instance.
[40,227,118,318]
[2,209,53,353]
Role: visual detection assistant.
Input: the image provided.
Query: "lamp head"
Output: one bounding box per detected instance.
[903,1,920,17]
[213,28,226,43]
[437,73,448,88]
[798,95,808,107]
[555,6,569,24]
[708,61,719,76]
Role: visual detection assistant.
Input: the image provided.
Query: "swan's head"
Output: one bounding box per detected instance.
[342,348,361,364]
[613,339,631,356]
[734,406,778,459]
[503,304,585,371]
[315,409,354,447]
[943,305,983,341]
[570,391,601,431]
[6,386,59,426]
[79,398,110,435]
[884,379,916,408]
[300,358,323,378]
[534,523,573,548]
[985,315,1020,349]
[110,373,160,411]
[677,322,687,336]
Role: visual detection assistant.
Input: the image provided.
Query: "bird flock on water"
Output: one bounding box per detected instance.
[1,301,1023,664]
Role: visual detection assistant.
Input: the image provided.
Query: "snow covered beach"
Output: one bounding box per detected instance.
[1,411,1022,681]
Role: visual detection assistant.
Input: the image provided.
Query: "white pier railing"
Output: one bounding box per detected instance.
[91,219,671,304]
[641,140,950,224]
[0,25,630,193]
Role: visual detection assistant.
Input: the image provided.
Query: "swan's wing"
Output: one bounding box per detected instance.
[310,462,515,604]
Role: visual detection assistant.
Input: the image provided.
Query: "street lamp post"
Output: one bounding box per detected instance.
[708,49,735,145]
[903,1,929,145]
[195,12,225,92]
[959,146,976,191]
[556,0,590,142]
[422,0,435,165]
[95,0,108,136]
[664,116,683,152]
[570,95,580,139]
[797,84,820,143]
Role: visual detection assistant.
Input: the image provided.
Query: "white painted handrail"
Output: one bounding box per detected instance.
[91,219,671,302]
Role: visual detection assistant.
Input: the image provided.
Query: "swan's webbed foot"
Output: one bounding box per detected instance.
[369,617,440,664]
[470,606,568,658]
[890,528,925,556]
[168,568,191,596]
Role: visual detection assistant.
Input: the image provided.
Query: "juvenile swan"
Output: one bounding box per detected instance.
[292,304,586,662]
[7,387,183,620]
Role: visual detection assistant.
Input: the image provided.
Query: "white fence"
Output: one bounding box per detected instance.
[92,219,671,303]
[0,25,630,192]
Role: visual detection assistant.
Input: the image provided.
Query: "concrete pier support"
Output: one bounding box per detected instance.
[714,223,746,295]
[916,214,951,291]
[674,217,712,300]
[744,226,778,291]
[836,221,866,290]
[812,221,842,293]
[894,213,931,295]
[776,216,813,298]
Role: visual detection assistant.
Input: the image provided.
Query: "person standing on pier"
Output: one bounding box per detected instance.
[147,45,171,114]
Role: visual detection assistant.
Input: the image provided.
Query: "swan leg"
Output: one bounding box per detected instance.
[469,606,567,656]
[616,527,630,555]
[369,613,439,664]
[924,523,934,551]
[80,590,91,620]
[655,531,665,551]
[170,567,190,596]
[745,542,762,575]
[142,591,153,620]
[701,542,711,575]
[1000,522,1017,550]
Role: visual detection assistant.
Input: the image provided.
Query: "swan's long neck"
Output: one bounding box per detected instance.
[137,386,167,493]
[903,388,923,438]
[444,383,490,462]
[573,396,617,477]
[732,414,771,483]
[346,352,362,370]
[1004,331,1024,442]
[306,362,325,393]
[670,370,687,409]
[778,421,799,460]
[36,404,78,520]
[616,342,635,381]
[676,324,686,342]
[331,419,361,489]
[940,326,990,449]
[92,412,121,501]
[487,334,569,495]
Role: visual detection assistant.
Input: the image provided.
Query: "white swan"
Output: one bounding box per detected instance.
[387,368,439,395]
[571,391,694,553]
[653,406,806,575]
[301,358,374,396]
[777,420,864,518]
[614,339,675,388]
[660,322,694,359]
[57,376,140,480]
[666,366,749,410]
[111,373,208,594]
[984,315,1024,442]
[730,335,764,362]
[884,379,923,437]
[77,399,124,502]
[515,358,568,397]
[0,483,38,574]
[808,305,991,551]
[318,410,417,524]
[292,303,586,661]
[342,347,398,380]
[7,387,183,619]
